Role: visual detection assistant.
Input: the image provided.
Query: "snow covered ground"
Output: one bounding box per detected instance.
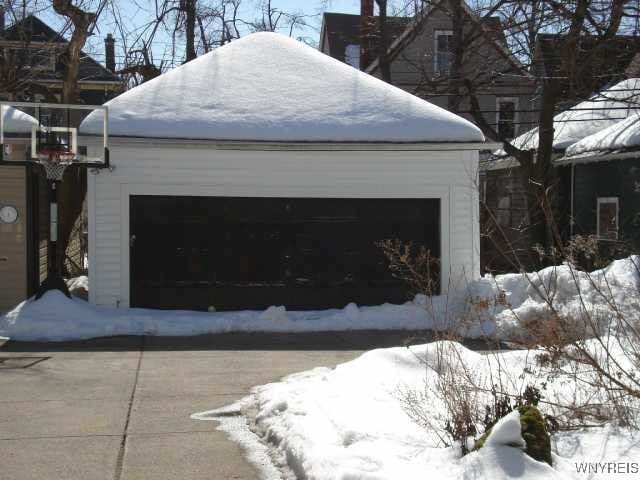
[1,257,637,342]
[195,340,640,480]
[188,257,640,479]
[3,258,639,478]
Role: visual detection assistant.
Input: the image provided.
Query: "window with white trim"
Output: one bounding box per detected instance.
[497,97,518,139]
[434,30,454,76]
[344,44,361,69]
[597,197,619,240]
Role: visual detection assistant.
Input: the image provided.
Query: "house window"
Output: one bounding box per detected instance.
[495,192,528,229]
[434,30,454,76]
[344,44,360,69]
[497,98,518,139]
[597,197,619,240]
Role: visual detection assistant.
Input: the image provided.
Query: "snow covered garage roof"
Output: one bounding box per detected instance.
[81,32,484,143]
[1,105,38,134]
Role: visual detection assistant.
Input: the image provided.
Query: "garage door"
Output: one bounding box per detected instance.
[130,196,440,310]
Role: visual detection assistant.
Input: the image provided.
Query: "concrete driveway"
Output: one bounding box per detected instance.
[0,331,427,480]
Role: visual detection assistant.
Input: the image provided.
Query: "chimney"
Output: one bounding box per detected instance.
[104,33,115,73]
[361,0,374,17]
[360,0,374,70]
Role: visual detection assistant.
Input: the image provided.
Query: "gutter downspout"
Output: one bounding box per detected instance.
[570,163,575,238]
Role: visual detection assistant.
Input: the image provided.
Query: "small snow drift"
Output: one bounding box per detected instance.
[81,32,484,143]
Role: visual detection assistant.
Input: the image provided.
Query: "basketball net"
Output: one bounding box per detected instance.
[37,148,76,181]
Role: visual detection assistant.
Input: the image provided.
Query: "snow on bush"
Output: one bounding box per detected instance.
[483,411,526,448]
[467,256,640,342]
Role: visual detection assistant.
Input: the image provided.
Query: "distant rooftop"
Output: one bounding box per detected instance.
[0,15,120,83]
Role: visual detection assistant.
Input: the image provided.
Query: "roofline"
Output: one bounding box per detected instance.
[557,149,640,165]
[37,79,122,85]
[82,135,498,151]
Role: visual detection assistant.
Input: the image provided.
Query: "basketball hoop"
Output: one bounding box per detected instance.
[0,101,110,300]
[36,145,76,181]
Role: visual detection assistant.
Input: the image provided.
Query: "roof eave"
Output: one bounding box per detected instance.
[84,135,497,151]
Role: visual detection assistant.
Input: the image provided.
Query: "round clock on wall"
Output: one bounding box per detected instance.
[0,205,19,224]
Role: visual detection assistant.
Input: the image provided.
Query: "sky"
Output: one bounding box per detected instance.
[29,0,365,70]
[18,0,421,71]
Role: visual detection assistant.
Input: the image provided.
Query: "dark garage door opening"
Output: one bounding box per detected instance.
[130,196,440,311]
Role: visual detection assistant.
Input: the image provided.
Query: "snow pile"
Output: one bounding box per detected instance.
[499,78,640,153]
[80,32,484,143]
[1,105,38,134]
[471,257,640,341]
[0,290,491,342]
[196,340,637,479]
[565,113,640,157]
[1,257,637,342]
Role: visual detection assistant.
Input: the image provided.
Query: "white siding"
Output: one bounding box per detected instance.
[88,142,480,308]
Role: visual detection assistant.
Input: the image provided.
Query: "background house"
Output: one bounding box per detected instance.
[559,113,640,249]
[482,77,640,271]
[0,13,122,105]
[320,0,536,143]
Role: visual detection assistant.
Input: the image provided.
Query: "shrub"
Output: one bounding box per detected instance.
[474,405,552,466]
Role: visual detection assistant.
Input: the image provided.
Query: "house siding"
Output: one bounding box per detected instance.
[0,166,27,312]
[383,8,536,139]
[88,143,480,308]
[572,158,640,244]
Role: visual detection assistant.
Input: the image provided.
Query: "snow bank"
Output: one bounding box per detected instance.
[473,257,640,341]
[80,32,484,143]
[0,290,490,342]
[205,340,636,479]
[1,257,637,342]
[565,113,640,156]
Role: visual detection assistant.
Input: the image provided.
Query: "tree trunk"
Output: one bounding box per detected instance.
[183,0,197,62]
[447,0,464,113]
[375,0,391,83]
[522,81,559,255]
[52,0,96,104]
[51,0,97,275]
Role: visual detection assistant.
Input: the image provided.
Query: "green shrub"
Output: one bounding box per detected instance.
[473,406,552,466]
[519,406,552,466]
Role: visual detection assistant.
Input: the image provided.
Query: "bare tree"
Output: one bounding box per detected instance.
[52,0,107,103]
[365,1,633,255]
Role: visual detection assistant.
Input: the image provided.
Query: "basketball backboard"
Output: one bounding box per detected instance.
[0,101,109,177]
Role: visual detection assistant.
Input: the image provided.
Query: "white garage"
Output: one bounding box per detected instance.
[80,32,486,311]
